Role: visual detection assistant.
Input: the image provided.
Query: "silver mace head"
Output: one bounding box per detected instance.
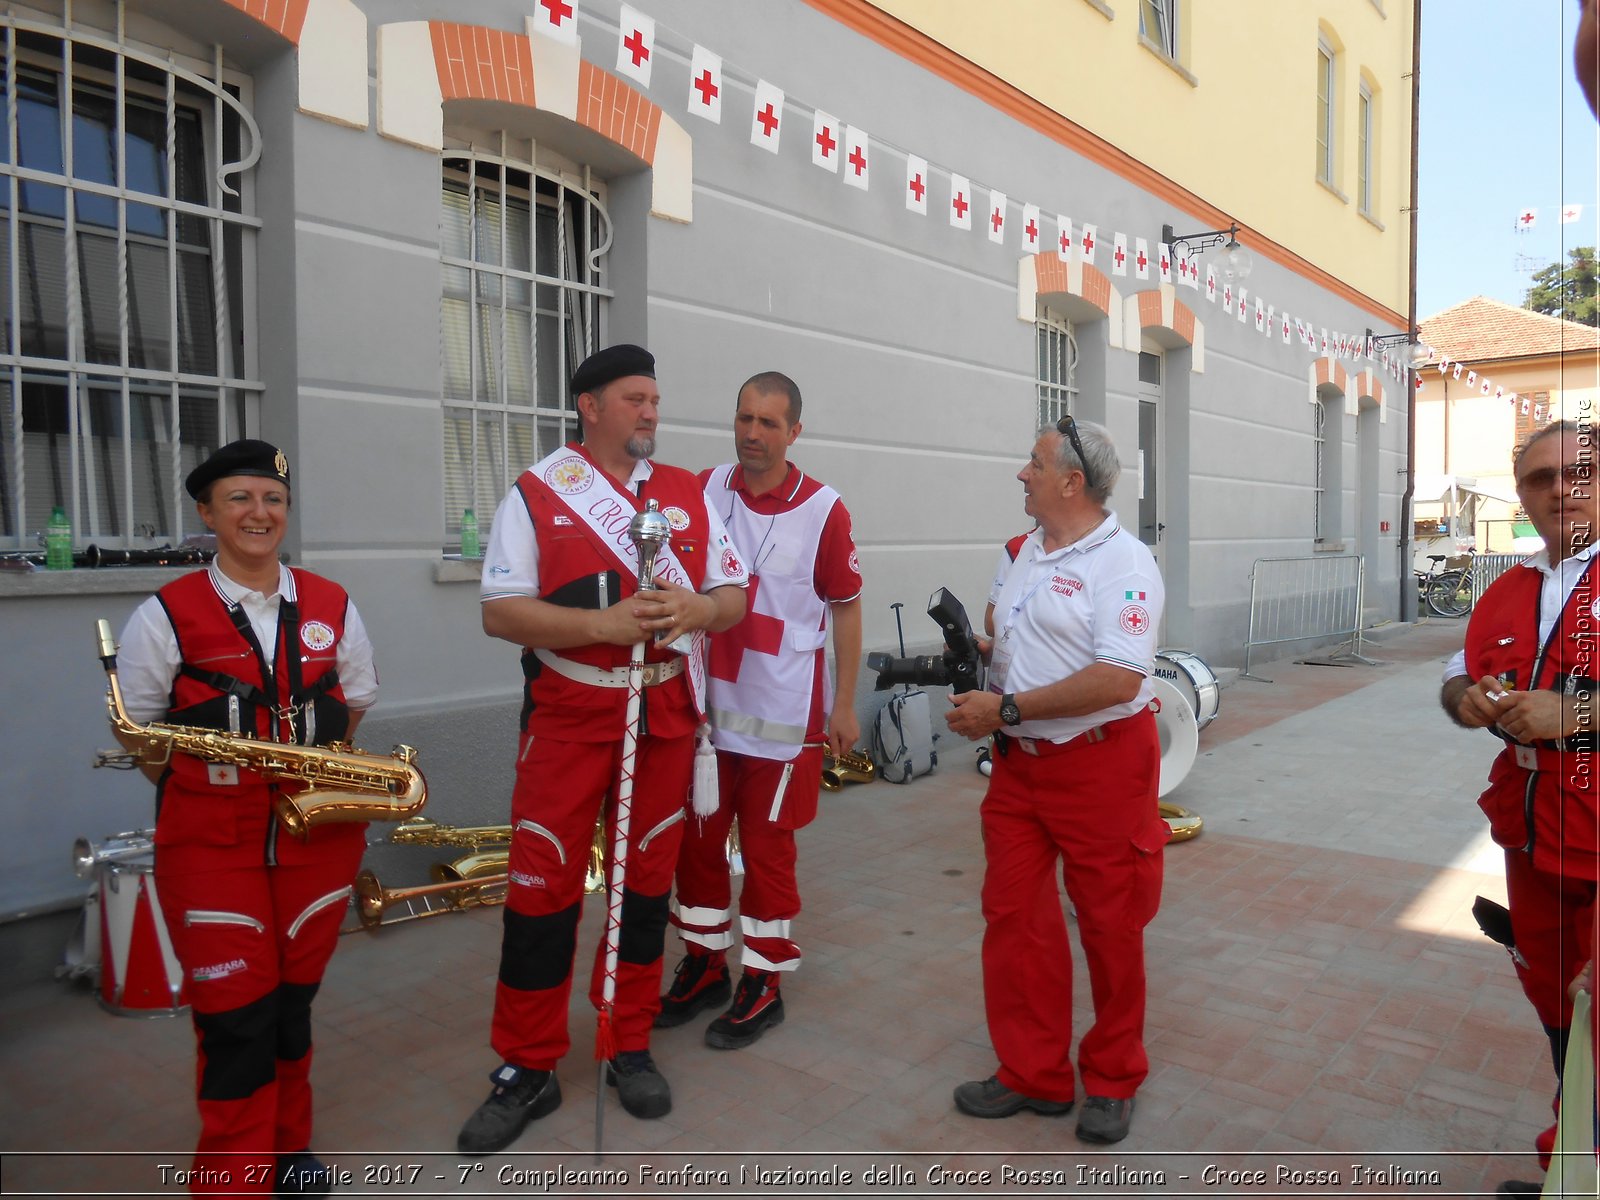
[630,500,673,585]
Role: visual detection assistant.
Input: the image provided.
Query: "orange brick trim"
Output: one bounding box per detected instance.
[1032,256,1112,317]
[803,0,1405,329]
[1132,288,1196,346]
[219,0,310,45]
[430,22,536,108]
[577,61,662,165]
[1314,357,1350,395]
[1137,290,1162,330]
[1353,369,1386,407]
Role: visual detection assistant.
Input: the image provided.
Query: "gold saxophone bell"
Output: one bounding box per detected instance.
[821,748,876,791]
[1159,801,1203,843]
[388,819,511,850]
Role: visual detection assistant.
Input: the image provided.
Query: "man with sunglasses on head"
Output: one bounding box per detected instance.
[945,416,1168,1146]
[1441,420,1600,1193]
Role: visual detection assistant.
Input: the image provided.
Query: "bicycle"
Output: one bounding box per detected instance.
[1415,554,1475,618]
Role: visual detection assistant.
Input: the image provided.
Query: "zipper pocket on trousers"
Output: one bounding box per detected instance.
[287,886,353,939]
[515,819,566,865]
[184,909,265,932]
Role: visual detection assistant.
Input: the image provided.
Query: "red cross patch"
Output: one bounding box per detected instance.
[1119,604,1150,635]
[721,548,742,577]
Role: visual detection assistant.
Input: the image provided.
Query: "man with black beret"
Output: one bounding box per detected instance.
[459,345,748,1152]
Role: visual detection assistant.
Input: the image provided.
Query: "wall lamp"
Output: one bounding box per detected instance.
[1366,327,1430,369]
[1161,221,1252,280]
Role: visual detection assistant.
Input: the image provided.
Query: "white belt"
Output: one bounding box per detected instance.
[533,648,686,689]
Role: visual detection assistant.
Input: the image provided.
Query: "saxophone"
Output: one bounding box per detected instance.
[94,618,427,837]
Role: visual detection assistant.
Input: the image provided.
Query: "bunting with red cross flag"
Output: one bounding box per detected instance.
[1237,288,1248,323]
[616,5,654,87]
[987,190,1007,244]
[949,174,972,229]
[1157,241,1171,284]
[843,126,869,190]
[1057,215,1073,262]
[1134,237,1150,281]
[905,154,928,214]
[1111,231,1128,276]
[688,45,722,123]
[1282,311,1291,344]
[1021,204,1041,254]
[532,0,579,44]
[1080,222,1097,264]
[1222,280,1232,311]
[812,110,839,172]
[750,80,782,153]
[1205,264,1217,302]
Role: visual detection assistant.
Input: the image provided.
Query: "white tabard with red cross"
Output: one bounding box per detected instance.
[704,464,837,761]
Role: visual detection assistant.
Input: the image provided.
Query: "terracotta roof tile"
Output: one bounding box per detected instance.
[1419,295,1600,364]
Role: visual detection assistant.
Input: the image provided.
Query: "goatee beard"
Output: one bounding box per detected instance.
[626,435,656,460]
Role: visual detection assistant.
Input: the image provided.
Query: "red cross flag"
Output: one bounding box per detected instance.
[1205,264,1217,302]
[1134,237,1149,281]
[1521,397,1531,414]
[949,173,972,230]
[1056,215,1073,262]
[1451,362,1462,380]
[1222,281,1233,311]
[616,5,654,87]
[1157,241,1171,284]
[987,190,1007,244]
[1111,232,1128,276]
[688,45,722,123]
[1480,377,1493,396]
[1237,287,1248,323]
[1080,222,1097,264]
[1282,312,1291,344]
[1021,204,1041,255]
[1562,204,1585,223]
[532,0,579,45]
[843,126,869,191]
[812,110,839,172]
[905,154,928,214]
[1494,386,1505,401]
[1257,300,1267,333]
[1466,370,1477,387]
[1517,207,1538,231]
[1320,328,1328,353]
[750,80,783,153]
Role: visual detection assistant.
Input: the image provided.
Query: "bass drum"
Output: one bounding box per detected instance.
[1154,649,1220,730]
[1150,676,1199,800]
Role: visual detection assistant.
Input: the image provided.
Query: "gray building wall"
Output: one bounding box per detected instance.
[0,0,1408,943]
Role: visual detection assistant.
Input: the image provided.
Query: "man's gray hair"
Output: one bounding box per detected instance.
[1042,418,1121,503]
[1514,418,1594,474]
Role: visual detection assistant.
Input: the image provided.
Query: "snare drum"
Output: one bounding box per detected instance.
[96,859,188,1017]
[1153,649,1221,730]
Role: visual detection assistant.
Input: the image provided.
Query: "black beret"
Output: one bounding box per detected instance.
[185,439,291,499]
[570,344,655,398]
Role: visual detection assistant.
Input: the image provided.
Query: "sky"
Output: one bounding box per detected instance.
[1416,0,1599,321]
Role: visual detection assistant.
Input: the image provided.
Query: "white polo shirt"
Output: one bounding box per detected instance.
[988,513,1164,743]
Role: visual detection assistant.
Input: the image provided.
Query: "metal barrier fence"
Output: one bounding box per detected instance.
[1243,554,1369,680]
[1471,553,1527,605]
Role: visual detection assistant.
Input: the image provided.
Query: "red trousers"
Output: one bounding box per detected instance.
[1506,849,1597,1032]
[491,730,692,1069]
[671,747,822,972]
[155,819,364,1197]
[981,710,1166,1102]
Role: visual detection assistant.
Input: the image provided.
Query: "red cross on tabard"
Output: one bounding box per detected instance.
[1025,217,1038,244]
[623,28,649,67]
[908,173,925,202]
[1113,244,1126,268]
[990,207,1004,233]
[848,145,867,175]
[952,191,969,219]
[756,103,779,137]
[709,576,785,682]
[816,125,836,158]
[541,0,573,26]
[693,69,718,106]
[1082,229,1095,255]
[1136,247,1147,272]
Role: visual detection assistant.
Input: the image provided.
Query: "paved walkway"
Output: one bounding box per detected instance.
[0,620,1563,1197]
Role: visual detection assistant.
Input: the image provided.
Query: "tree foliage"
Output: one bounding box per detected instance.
[1525,246,1599,327]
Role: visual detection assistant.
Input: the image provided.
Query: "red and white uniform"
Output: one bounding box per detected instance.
[1450,547,1600,1037]
[480,445,747,1068]
[671,464,860,973]
[116,563,377,1196]
[982,515,1168,1103]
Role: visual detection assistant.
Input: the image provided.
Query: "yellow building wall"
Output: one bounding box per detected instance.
[868,0,1412,317]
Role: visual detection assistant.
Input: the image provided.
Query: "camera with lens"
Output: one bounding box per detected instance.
[868,587,983,695]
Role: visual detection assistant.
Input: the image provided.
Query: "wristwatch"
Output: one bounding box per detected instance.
[999,693,1022,727]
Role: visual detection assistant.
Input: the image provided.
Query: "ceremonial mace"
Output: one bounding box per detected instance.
[595,499,672,1155]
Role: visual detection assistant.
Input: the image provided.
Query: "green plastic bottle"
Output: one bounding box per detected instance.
[45,505,72,570]
[460,507,480,559]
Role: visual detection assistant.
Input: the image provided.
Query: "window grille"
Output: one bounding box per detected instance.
[440,135,610,547]
[1036,306,1078,427]
[1313,398,1328,542]
[0,6,261,551]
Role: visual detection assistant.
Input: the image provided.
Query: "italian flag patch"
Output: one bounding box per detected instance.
[1125,590,1146,600]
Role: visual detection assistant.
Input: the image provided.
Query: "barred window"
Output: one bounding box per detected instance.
[1313,398,1328,541]
[440,136,610,549]
[0,11,259,552]
[1036,306,1078,427]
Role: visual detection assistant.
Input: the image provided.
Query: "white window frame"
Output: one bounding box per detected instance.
[1313,397,1328,541]
[1,6,262,553]
[1139,0,1179,60]
[439,132,612,550]
[1357,82,1374,214]
[1035,304,1078,427]
[1316,38,1336,185]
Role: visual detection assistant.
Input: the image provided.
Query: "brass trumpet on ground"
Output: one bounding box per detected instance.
[93,618,428,836]
[821,748,876,791]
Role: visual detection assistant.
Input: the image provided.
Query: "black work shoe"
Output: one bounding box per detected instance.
[655,952,731,1028]
[704,970,785,1050]
[456,1063,562,1154]
[275,1153,334,1198]
[1495,1184,1542,1199]
[607,1049,672,1118]
[952,1075,1073,1119]
[1076,1095,1135,1143]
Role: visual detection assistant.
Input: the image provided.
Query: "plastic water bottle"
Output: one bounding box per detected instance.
[45,505,72,570]
[460,508,480,558]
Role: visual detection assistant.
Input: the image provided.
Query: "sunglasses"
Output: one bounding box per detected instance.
[1515,462,1593,493]
[1055,415,1096,491]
